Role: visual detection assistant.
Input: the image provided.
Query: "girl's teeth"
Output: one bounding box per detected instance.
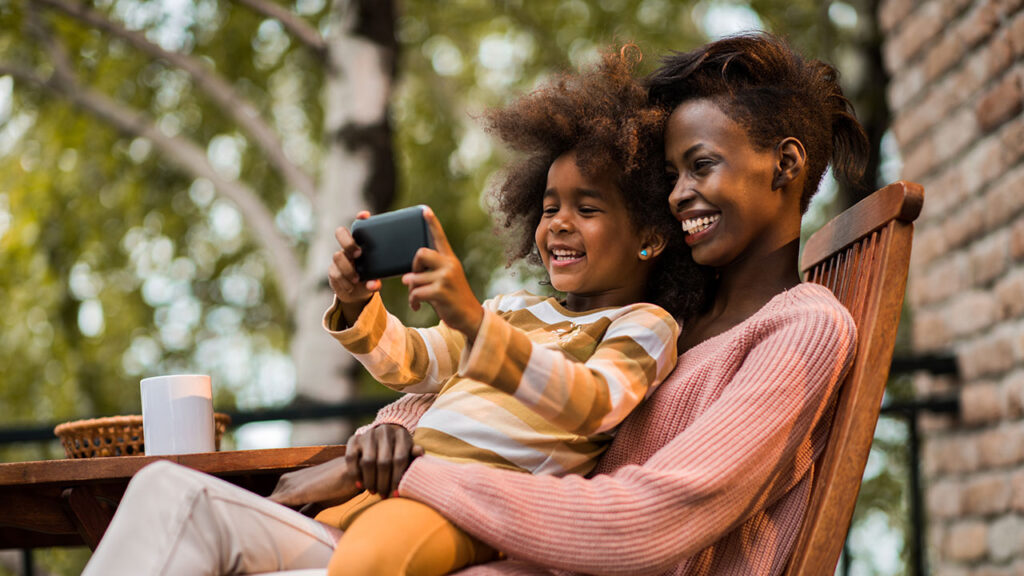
[552,249,583,261]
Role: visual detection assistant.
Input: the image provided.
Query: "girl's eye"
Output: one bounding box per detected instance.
[578,206,599,215]
[542,205,559,215]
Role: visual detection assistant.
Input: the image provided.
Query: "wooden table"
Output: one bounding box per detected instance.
[0,445,346,550]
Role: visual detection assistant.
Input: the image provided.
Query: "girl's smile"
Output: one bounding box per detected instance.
[548,245,585,266]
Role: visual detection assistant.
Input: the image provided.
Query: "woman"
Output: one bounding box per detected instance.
[310,32,867,576]
[84,32,866,576]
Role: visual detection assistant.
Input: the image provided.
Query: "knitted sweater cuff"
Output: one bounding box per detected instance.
[399,455,459,503]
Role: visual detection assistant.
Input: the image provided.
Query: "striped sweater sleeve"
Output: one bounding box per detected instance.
[322,293,465,394]
[400,294,856,575]
[458,303,678,435]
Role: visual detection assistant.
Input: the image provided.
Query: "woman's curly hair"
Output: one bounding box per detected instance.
[483,48,710,320]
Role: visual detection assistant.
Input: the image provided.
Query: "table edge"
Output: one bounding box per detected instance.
[0,445,346,486]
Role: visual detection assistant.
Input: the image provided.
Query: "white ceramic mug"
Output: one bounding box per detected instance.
[140,374,215,455]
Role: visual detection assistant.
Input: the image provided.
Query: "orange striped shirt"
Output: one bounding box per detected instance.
[324,290,678,476]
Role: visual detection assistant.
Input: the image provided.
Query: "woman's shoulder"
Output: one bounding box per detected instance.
[755,282,857,348]
[677,285,855,369]
[770,282,853,317]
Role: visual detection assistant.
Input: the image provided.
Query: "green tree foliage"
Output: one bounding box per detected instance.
[0,1,304,459]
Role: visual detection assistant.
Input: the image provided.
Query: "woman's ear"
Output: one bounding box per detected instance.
[640,232,668,260]
[772,137,807,191]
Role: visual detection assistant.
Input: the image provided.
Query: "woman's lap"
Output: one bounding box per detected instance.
[84,460,336,575]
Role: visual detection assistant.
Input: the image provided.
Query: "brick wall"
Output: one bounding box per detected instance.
[879,0,1024,573]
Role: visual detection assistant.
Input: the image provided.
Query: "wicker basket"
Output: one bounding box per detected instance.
[54,413,231,458]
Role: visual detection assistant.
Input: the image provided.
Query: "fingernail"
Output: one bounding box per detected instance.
[355,481,363,490]
[392,490,399,498]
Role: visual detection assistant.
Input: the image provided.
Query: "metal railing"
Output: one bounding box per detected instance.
[841,352,960,576]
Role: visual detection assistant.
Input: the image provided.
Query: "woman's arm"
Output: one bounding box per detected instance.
[459,303,678,435]
[400,300,855,575]
[273,394,438,504]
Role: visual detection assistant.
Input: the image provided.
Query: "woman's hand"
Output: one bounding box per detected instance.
[346,424,424,498]
[328,211,382,324]
[402,208,484,341]
[268,456,360,510]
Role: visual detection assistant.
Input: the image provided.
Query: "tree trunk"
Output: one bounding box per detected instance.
[290,0,397,446]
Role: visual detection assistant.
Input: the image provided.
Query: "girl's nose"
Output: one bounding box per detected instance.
[550,211,574,233]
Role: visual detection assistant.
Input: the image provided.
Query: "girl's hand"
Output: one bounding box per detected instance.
[328,211,382,322]
[402,208,484,341]
[345,424,424,498]
[268,456,360,510]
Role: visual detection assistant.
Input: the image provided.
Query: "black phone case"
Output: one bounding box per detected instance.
[351,205,433,280]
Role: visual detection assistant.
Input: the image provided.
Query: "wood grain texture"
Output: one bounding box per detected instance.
[785,181,923,576]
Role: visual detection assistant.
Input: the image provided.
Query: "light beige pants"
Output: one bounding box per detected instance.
[82,460,337,576]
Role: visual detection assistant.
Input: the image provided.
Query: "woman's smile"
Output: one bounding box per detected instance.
[678,213,721,246]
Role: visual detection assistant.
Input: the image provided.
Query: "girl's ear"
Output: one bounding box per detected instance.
[640,232,668,260]
[772,137,807,191]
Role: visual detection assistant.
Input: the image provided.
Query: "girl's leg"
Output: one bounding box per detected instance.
[83,460,337,576]
[314,490,381,528]
[327,497,499,576]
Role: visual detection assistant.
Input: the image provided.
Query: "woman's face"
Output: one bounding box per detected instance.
[664,99,796,269]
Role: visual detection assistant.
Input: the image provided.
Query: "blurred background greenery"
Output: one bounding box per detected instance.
[0,0,909,574]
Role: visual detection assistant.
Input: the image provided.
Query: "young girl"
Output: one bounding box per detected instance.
[308,48,707,576]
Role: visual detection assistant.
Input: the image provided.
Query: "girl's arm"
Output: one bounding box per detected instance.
[323,293,467,394]
[459,303,678,435]
[326,207,482,394]
[399,299,855,575]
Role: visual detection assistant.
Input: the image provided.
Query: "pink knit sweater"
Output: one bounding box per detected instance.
[377,283,856,576]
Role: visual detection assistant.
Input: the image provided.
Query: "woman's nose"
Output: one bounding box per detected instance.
[668,182,697,215]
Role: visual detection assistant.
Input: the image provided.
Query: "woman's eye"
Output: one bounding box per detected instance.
[693,159,714,173]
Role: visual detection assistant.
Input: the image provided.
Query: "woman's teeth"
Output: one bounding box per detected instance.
[681,214,720,234]
[552,249,583,261]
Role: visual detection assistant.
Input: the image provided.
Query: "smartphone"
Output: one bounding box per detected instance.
[350,205,434,280]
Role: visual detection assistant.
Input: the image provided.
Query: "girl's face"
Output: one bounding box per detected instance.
[535,150,654,311]
[664,99,798,269]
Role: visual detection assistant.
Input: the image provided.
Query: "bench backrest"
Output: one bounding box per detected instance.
[784,181,924,575]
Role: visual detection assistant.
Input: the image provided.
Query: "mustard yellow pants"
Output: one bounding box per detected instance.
[316,491,500,576]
